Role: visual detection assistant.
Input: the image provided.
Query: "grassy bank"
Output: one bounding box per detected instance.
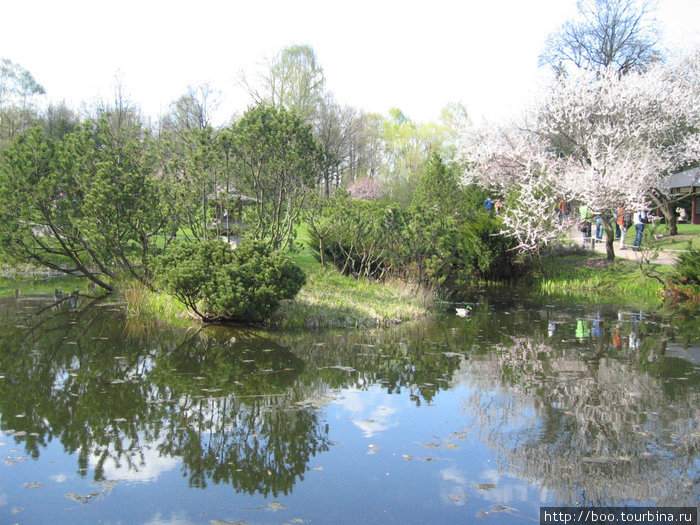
[648,223,700,251]
[116,249,433,331]
[0,269,89,298]
[3,244,686,328]
[532,253,671,305]
[269,250,433,330]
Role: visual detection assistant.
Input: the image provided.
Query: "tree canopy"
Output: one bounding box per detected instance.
[540,0,661,76]
[465,50,700,259]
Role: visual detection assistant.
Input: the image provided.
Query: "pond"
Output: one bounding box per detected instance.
[0,287,698,524]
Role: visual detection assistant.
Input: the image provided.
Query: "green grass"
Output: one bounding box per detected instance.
[534,254,671,304]
[270,258,433,330]
[269,227,434,330]
[118,280,194,328]
[647,223,700,251]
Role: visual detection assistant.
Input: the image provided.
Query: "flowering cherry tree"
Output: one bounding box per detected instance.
[347,177,383,200]
[464,122,567,253]
[463,49,700,260]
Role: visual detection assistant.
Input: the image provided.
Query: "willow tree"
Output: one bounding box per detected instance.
[242,44,326,123]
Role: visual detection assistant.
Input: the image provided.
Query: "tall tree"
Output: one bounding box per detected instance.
[41,102,79,141]
[243,44,325,123]
[380,108,448,205]
[540,0,661,76]
[162,83,220,134]
[159,85,223,241]
[231,104,323,250]
[0,58,46,149]
[313,93,357,196]
[345,112,385,183]
[464,52,699,259]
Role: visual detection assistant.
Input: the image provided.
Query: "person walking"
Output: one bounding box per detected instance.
[617,206,630,250]
[578,204,593,248]
[595,216,604,244]
[484,196,494,212]
[632,210,648,251]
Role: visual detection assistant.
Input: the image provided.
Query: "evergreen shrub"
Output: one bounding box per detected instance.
[307,193,517,290]
[155,239,305,322]
[667,248,700,302]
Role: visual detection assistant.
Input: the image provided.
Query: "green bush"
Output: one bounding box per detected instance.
[155,240,306,322]
[667,249,700,302]
[427,213,517,288]
[307,193,517,290]
[307,196,404,279]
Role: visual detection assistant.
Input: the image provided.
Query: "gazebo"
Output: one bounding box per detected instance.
[664,167,699,225]
[206,186,259,247]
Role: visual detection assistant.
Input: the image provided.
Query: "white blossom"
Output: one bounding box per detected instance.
[461,48,700,255]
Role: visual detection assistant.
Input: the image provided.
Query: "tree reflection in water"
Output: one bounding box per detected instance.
[0,293,330,497]
[454,302,699,506]
[0,292,697,506]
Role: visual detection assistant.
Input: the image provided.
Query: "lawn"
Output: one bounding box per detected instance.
[648,223,700,251]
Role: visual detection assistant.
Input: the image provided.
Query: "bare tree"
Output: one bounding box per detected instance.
[540,0,661,76]
[240,44,325,123]
[313,93,357,196]
[163,83,220,135]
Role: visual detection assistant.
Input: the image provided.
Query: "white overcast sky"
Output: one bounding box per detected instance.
[2,0,698,125]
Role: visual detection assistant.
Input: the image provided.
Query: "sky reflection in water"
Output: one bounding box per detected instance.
[0,290,697,524]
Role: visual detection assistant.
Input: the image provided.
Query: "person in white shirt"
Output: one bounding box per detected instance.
[632,210,648,251]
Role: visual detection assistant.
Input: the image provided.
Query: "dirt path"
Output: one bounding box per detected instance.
[566,228,678,265]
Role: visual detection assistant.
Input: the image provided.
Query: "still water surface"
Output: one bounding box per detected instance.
[0,289,698,524]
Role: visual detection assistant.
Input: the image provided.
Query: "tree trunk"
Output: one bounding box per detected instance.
[649,192,678,235]
[604,219,616,261]
[660,199,678,235]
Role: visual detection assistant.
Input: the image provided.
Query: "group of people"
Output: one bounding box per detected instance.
[572,201,649,251]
